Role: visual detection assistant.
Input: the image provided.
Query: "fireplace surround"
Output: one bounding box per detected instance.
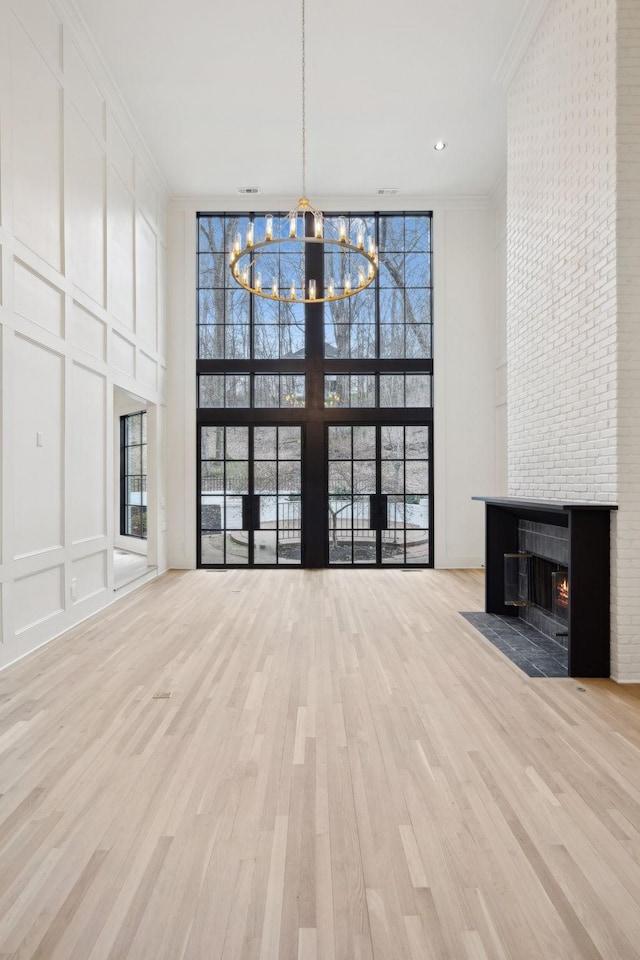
[472,497,617,678]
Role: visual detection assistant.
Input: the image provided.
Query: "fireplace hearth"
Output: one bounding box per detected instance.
[472,497,617,678]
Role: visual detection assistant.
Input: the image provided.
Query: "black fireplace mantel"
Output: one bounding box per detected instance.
[472,496,617,678]
[472,496,616,517]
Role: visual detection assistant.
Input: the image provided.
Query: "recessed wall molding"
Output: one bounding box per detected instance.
[10,17,63,272]
[71,300,106,361]
[0,0,167,670]
[69,536,108,559]
[65,38,106,144]
[12,546,66,574]
[13,260,64,337]
[136,166,157,230]
[138,350,157,390]
[51,0,170,206]
[14,564,64,634]
[107,166,135,330]
[67,105,106,307]
[10,0,63,79]
[111,329,136,377]
[9,243,63,295]
[135,211,158,350]
[71,549,107,603]
[108,117,135,192]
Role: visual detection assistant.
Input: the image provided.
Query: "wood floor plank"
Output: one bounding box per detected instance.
[0,568,639,958]
[259,814,289,960]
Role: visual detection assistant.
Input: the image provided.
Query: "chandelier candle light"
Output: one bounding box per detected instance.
[229,0,378,303]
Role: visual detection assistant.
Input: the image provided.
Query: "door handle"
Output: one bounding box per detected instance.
[369,495,388,530]
[369,495,378,530]
[252,495,261,531]
[379,495,388,530]
[242,495,261,531]
[242,495,252,530]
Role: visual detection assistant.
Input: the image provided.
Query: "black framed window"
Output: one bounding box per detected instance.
[198,373,306,408]
[197,211,433,567]
[120,412,147,539]
[197,212,432,370]
[324,373,431,408]
[198,215,306,361]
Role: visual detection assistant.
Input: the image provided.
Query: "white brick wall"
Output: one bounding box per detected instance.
[612,0,640,681]
[507,0,618,504]
[507,0,640,681]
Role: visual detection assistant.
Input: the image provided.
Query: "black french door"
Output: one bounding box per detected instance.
[199,424,303,566]
[327,424,431,565]
[197,420,432,568]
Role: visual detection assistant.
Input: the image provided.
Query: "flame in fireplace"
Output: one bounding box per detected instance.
[556,576,569,608]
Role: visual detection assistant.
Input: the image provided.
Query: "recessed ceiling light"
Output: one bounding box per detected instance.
[434,141,447,151]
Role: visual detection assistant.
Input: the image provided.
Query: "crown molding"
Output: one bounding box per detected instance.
[169,193,494,214]
[52,0,171,204]
[494,0,552,88]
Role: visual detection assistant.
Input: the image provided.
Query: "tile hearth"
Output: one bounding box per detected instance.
[461,611,568,678]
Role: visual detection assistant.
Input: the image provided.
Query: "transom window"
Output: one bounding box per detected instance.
[197,212,432,367]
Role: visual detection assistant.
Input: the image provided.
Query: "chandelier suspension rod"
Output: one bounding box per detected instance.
[301,0,307,199]
[227,0,378,305]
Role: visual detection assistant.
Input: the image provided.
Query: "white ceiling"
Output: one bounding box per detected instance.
[74,0,528,200]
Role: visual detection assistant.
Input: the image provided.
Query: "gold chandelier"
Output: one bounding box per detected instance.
[229,0,378,304]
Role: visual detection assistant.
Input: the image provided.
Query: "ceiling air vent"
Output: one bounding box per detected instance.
[238,186,260,195]
[377,188,399,196]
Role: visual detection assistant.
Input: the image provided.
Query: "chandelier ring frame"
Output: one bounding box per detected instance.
[229,235,379,305]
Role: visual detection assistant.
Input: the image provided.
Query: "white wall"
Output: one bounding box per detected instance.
[493,177,508,495]
[0,0,168,669]
[505,0,640,681]
[433,204,499,567]
[613,0,640,681]
[507,0,617,502]
[167,196,498,570]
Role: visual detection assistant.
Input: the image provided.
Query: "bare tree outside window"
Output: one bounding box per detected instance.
[197,212,432,567]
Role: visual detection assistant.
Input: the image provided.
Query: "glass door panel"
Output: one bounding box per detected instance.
[328,424,430,566]
[328,425,376,564]
[254,426,302,565]
[200,425,250,564]
[381,424,430,564]
[200,425,302,566]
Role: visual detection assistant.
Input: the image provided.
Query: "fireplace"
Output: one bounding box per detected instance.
[504,549,569,644]
[552,570,569,623]
[531,556,567,615]
[472,497,617,678]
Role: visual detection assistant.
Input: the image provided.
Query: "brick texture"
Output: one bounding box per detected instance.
[612,0,640,681]
[507,0,640,680]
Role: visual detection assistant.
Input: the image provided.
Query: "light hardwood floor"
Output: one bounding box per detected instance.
[1,568,640,959]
